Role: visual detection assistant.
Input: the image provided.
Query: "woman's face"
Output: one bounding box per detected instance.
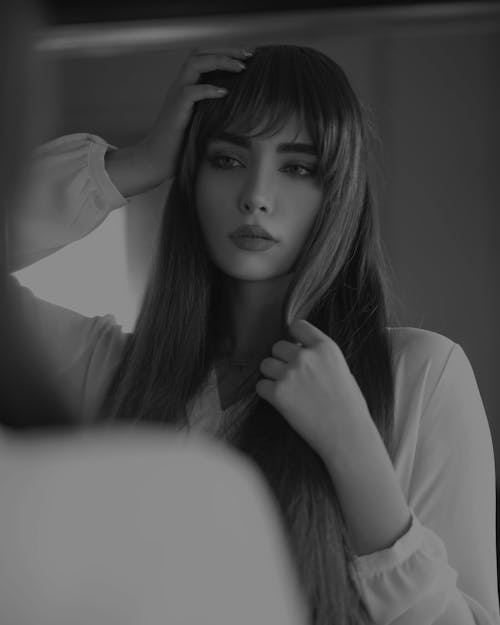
[195,118,323,281]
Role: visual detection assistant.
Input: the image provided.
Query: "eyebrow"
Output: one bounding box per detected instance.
[211,131,317,156]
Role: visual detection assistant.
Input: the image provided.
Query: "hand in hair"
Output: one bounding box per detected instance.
[257,318,373,462]
[104,46,252,198]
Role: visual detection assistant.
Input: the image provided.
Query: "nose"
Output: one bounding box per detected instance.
[238,169,273,215]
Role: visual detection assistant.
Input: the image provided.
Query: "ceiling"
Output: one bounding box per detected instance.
[43,0,486,25]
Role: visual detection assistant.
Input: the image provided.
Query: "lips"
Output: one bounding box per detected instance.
[229,224,276,241]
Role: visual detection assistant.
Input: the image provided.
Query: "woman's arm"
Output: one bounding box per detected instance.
[4,276,126,423]
[257,322,499,624]
[351,342,499,624]
[411,343,497,623]
[9,47,250,272]
[104,46,252,197]
[10,133,127,271]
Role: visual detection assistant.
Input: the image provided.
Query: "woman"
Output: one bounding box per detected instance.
[10,45,499,624]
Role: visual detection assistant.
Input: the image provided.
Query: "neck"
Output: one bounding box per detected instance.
[225,275,291,361]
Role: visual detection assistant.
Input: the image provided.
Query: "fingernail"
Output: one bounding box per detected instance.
[216,88,228,94]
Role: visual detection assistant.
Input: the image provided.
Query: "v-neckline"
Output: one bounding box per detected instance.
[187,363,258,430]
[198,366,240,413]
[213,363,242,412]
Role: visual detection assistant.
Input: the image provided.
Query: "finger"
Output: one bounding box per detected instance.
[259,357,287,381]
[181,84,229,104]
[287,319,327,348]
[271,340,301,363]
[182,55,246,85]
[255,378,275,403]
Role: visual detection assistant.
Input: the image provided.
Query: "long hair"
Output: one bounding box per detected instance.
[102,45,396,624]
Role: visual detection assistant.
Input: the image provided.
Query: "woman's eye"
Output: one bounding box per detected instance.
[282,163,317,178]
[206,154,317,178]
[207,154,242,169]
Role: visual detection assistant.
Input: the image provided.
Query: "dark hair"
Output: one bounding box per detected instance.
[103,44,396,624]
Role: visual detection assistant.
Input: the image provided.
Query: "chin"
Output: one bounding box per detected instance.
[209,247,293,282]
[221,268,279,281]
[215,260,292,282]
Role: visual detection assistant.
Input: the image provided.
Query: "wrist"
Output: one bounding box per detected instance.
[321,412,411,556]
[135,136,174,187]
[104,142,168,198]
[318,405,376,473]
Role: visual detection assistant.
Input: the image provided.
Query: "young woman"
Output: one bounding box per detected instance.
[10,45,499,624]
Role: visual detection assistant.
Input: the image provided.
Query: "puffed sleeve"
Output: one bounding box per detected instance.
[10,133,127,271]
[350,343,499,624]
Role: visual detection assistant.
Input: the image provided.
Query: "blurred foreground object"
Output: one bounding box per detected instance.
[0,428,307,625]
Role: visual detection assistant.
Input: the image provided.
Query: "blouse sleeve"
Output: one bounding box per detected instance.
[350,343,499,624]
[9,276,126,422]
[10,133,127,271]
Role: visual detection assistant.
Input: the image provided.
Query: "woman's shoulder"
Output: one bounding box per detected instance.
[386,329,493,517]
[386,326,461,414]
[387,326,456,362]
[10,278,129,421]
[386,326,486,442]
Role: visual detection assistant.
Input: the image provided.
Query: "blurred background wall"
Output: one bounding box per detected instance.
[15,2,500,476]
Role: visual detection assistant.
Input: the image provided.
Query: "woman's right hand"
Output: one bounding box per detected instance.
[105,46,252,198]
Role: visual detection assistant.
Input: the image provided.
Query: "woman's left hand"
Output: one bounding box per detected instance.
[256,318,371,462]
[257,319,413,555]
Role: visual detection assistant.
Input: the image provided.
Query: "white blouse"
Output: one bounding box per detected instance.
[9,133,500,625]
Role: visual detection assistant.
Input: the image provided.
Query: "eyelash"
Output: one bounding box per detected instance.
[207,154,317,178]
